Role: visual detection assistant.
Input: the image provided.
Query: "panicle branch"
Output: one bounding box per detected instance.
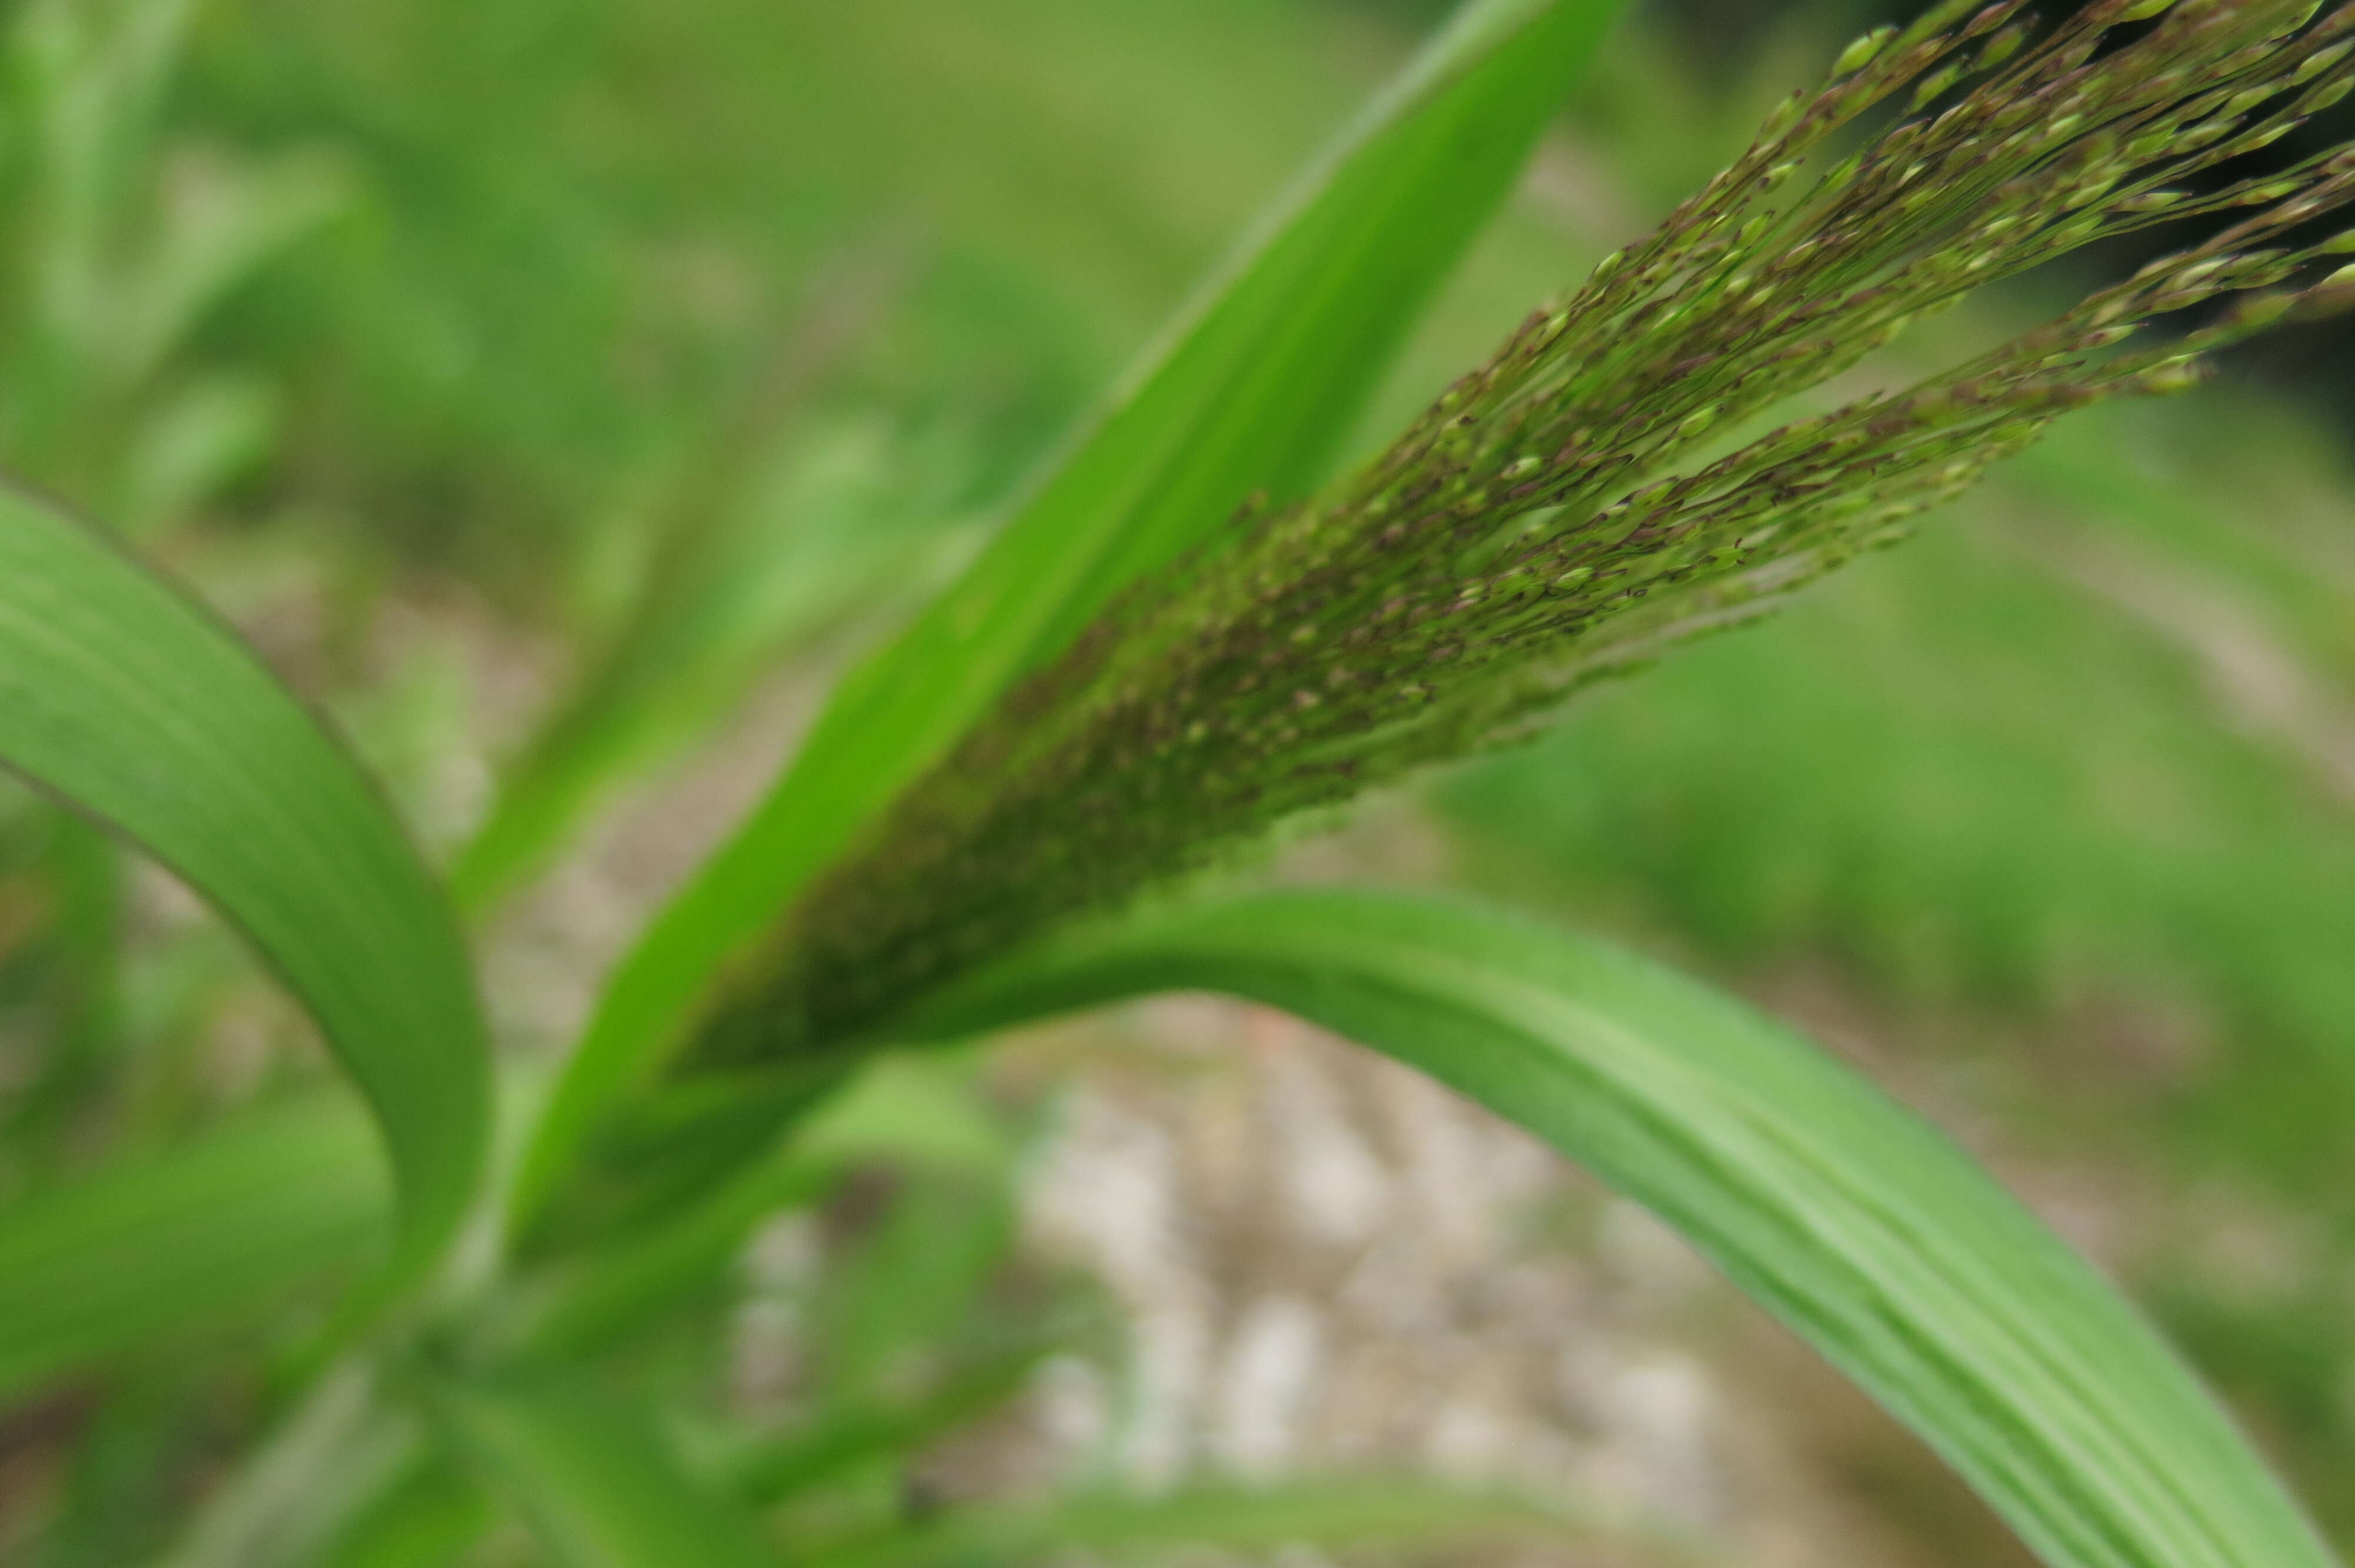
[711,0,2355,1057]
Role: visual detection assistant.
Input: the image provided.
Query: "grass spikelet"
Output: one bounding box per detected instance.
[710,0,2355,1057]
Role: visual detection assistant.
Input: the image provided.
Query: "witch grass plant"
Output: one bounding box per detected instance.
[733,0,2355,1051]
[6,0,2355,1564]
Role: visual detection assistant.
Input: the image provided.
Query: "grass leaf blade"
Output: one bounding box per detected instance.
[433,1377,781,1568]
[0,485,491,1297]
[522,0,1627,1224]
[887,888,2339,1568]
[0,1099,387,1400]
[802,1479,1664,1568]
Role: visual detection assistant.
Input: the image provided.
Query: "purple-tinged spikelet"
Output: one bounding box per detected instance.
[708,0,2355,1057]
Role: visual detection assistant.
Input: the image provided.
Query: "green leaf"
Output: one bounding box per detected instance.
[0,487,492,1298]
[447,241,938,916]
[800,1479,1660,1568]
[717,1348,1047,1506]
[883,889,2340,1568]
[432,1378,780,1568]
[2,813,127,1158]
[0,1099,388,1400]
[502,1054,1013,1360]
[310,1461,491,1568]
[450,437,977,913]
[151,1357,402,1568]
[113,147,350,390]
[515,0,1628,1225]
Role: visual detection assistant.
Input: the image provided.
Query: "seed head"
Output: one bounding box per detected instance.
[705,0,2355,1059]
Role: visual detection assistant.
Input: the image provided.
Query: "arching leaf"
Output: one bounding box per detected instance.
[0,485,491,1298]
[433,1378,780,1568]
[516,0,1629,1224]
[886,888,2338,1568]
[0,1099,387,1398]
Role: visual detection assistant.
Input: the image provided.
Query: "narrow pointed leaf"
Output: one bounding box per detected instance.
[803,1480,1661,1568]
[0,1099,388,1399]
[718,1350,1047,1506]
[508,1054,1012,1358]
[884,889,2337,1568]
[433,1378,780,1568]
[0,486,491,1294]
[311,1461,492,1568]
[518,0,1627,1221]
[450,274,957,915]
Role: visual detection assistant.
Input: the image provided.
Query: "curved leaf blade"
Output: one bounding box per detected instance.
[433,1378,780,1568]
[802,1480,1674,1568]
[886,889,2337,1568]
[0,485,492,1292]
[0,1099,388,1399]
[505,1054,1013,1359]
[517,0,1628,1223]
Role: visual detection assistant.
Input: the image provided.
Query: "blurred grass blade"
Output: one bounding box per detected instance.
[311,1460,492,1568]
[718,1349,1046,1506]
[152,1357,404,1568]
[4,814,125,1157]
[802,1480,1663,1568]
[0,1099,387,1400]
[114,148,349,388]
[887,889,2340,1568]
[450,242,937,914]
[518,0,1627,1224]
[0,486,492,1295]
[450,484,975,916]
[506,1054,1011,1360]
[433,1377,780,1568]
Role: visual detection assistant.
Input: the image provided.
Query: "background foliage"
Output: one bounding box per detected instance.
[2,0,2352,1563]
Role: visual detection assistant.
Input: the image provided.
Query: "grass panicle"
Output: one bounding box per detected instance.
[709,0,2355,1058]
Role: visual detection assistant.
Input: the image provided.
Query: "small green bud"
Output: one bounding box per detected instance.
[1833,26,1895,77]
[2137,358,2204,395]
[1976,25,2028,71]
[1763,89,1808,134]
[1909,66,1963,112]
[2296,42,2353,84]
[2301,75,2355,114]
[2226,293,2296,333]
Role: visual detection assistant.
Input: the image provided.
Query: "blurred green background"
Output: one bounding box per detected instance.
[2,0,2352,1563]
